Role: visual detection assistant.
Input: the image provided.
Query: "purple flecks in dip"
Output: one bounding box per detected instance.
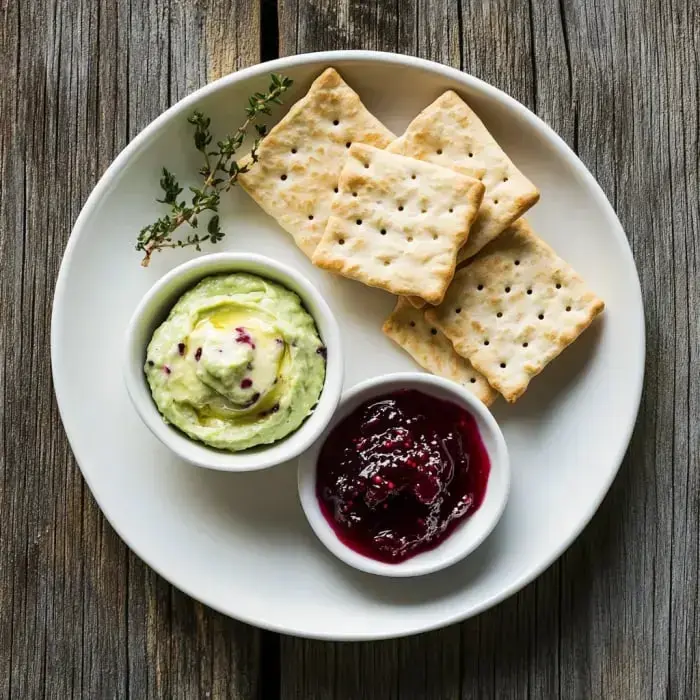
[194,347,202,361]
[240,378,253,389]
[241,392,261,408]
[259,403,280,418]
[177,342,186,356]
[235,326,255,349]
[316,346,327,360]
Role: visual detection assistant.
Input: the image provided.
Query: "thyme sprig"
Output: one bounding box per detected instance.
[136,73,293,266]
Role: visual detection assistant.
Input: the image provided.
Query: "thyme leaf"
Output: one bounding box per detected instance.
[136,73,293,266]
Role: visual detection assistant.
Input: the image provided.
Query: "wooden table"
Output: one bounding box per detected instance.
[2,1,698,697]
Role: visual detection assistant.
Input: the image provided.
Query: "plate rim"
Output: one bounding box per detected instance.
[51,49,646,641]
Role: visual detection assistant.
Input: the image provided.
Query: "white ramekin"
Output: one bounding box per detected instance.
[298,372,510,577]
[124,252,343,471]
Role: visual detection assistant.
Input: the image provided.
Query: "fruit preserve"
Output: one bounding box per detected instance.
[316,389,490,564]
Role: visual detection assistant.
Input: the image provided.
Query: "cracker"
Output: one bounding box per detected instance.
[425,219,604,403]
[387,90,540,261]
[383,298,498,406]
[406,294,429,309]
[238,67,395,257]
[312,144,485,304]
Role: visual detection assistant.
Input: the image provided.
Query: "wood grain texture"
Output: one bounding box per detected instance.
[0,1,261,699]
[1,0,698,699]
[277,1,700,698]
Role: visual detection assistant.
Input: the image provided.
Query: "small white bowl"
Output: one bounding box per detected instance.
[124,253,343,471]
[298,372,510,577]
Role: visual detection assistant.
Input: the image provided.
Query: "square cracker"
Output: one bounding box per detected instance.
[238,67,395,257]
[312,143,485,305]
[425,219,604,403]
[383,298,498,406]
[387,90,540,262]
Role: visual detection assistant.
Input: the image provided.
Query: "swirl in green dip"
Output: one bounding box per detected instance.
[145,273,326,451]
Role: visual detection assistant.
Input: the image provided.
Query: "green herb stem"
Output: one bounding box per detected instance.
[136,73,293,267]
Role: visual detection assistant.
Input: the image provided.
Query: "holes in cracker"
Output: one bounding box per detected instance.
[503,177,509,182]
[398,205,404,211]
[514,259,520,266]
[338,238,345,246]
[291,148,297,154]
[555,282,562,289]
[455,307,462,314]
[500,362,507,369]
[538,313,544,320]
[484,339,490,346]
[411,174,417,180]
[468,152,473,158]
[333,119,340,126]
[430,328,438,336]
[383,260,391,266]
[477,284,484,291]
[470,378,476,384]
[522,342,529,348]
[352,192,358,197]
[333,187,339,193]
[437,148,443,155]
[280,174,288,181]
[505,286,511,293]
[356,219,362,225]
[364,162,370,169]
[432,234,438,240]
[496,312,503,318]
[345,142,352,148]
[527,288,533,295]
[308,215,314,221]
[494,199,499,205]
[566,306,572,312]
[406,236,413,242]
[409,321,416,328]
[380,228,387,235]
[448,208,454,213]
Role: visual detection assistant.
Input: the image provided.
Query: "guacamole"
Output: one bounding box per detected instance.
[144,273,326,451]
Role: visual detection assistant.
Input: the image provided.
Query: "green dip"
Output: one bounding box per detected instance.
[144,273,326,451]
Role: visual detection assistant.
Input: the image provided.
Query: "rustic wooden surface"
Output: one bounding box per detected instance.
[1,0,697,698]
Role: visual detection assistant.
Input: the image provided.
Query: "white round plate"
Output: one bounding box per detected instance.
[52,51,644,641]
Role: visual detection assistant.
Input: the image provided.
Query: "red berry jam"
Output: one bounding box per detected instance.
[316,389,491,564]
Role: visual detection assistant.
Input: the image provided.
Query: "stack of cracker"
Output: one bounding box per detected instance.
[238,67,396,257]
[240,67,604,405]
[240,67,485,306]
[386,220,604,403]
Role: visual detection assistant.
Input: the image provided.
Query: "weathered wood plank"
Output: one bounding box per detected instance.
[1,0,698,698]
[0,2,23,697]
[276,1,699,699]
[0,1,261,699]
[279,0,402,55]
[554,1,699,698]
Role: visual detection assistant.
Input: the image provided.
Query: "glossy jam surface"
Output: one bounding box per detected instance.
[316,389,491,564]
